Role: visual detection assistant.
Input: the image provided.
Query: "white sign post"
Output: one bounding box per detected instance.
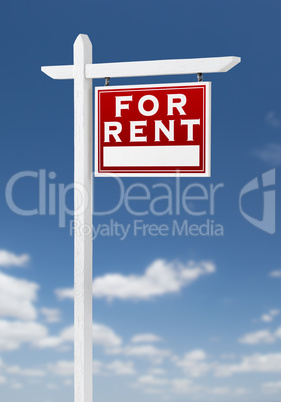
[41,34,240,402]
[73,35,93,402]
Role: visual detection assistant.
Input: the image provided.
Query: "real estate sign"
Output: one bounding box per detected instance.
[95,82,211,177]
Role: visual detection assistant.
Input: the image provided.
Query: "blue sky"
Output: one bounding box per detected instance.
[0,0,281,401]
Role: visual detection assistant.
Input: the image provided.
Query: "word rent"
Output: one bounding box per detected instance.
[105,94,200,143]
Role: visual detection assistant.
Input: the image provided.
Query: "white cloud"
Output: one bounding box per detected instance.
[275,326,281,338]
[11,382,23,389]
[260,309,280,323]
[174,349,281,379]
[234,388,250,395]
[48,360,74,377]
[215,353,281,377]
[56,287,73,299]
[239,325,281,345]
[142,387,165,395]
[137,375,169,386]
[48,359,136,377]
[171,378,201,394]
[208,387,230,395]
[107,344,172,364]
[92,360,136,376]
[56,259,216,301]
[262,380,281,393]
[0,250,29,267]
[148,368,166,376]
[269,270,281,278]
[0,272,39,320]
[239,330,275,345]
[266,111,281,128]
[93,323,122,348]
[253,143,281,166]
[34,323,122,349]
[0,320,47,351]
[0,376,7,384]
[261,315,273,323]
[131,333,163,344]
[131,348,281,393]
[34,325,73,349]
[40,308,61,323]
[6,365,45,377]
[46,383,57,389]
[92,360,103,374]
[136,376,203,395]
[107,360,136,375]
[176,350,212,378]
[33,336,62,349]
[135,367,253,397]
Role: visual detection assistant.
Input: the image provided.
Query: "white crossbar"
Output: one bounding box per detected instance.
[41,56,240,80]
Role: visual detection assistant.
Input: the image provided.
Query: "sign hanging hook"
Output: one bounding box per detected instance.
[197,73,203,82]
[105,77,110,86]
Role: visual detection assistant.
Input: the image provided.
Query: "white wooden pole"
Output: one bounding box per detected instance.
[73,34,93,402]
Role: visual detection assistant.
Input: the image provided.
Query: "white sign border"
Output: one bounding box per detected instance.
[94,81,211,177]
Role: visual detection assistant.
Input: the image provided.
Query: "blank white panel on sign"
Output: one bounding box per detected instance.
[103,145,200,167]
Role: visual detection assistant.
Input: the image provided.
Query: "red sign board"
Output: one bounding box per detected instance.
[95,82,211,176]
